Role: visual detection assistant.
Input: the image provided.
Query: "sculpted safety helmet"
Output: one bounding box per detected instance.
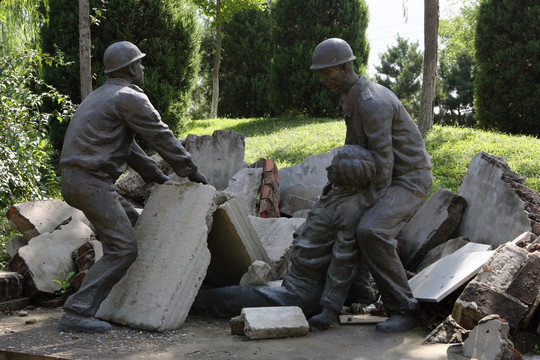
[310,38,356,70]
[103,41,146,74]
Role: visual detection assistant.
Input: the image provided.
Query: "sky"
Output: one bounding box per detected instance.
[364,0,462,75]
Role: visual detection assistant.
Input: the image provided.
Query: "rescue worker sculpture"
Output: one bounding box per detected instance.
[192,38,432,333]
[58,41,208,333]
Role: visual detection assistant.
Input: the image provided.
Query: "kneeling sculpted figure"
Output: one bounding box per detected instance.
[58,41,207,333]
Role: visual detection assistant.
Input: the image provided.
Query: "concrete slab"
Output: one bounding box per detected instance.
[96,182,216,331]
[458,152,532,247]
[415,237,470,273]
[249,216,306,278]
[409,243,493,302]
[224,167,263,216]
[205,196,274,286]
[399,189,467,270]
[185,130,246,190]
[241,306,309,340]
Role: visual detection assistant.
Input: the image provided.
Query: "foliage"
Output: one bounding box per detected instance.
[474,0,540,134]
[438,0,479,65]
[182,119,540,196]
[0,50,75,210]
[218,6,273,118]
[41,0,201,152]
[374,35,423,121]
[268,0,369,117]
[53,271,75,297]
[193,0,265,23]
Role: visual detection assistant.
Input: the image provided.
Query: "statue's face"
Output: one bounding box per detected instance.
[317,66,344,92]
[132,60,145,87]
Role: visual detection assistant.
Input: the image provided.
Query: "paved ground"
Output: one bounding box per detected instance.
[0,307,453,360]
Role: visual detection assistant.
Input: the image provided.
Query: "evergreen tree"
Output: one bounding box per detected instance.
[268,0,369,117]
[41,0,201,151]
[374,35,423,121]
[474,0,540,134]
[218,6,273,118]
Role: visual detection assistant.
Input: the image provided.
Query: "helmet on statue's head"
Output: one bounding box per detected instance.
[311,38,356,70]
[103,41,146,74]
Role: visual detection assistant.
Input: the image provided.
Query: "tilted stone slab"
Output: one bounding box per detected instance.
[415,237,470,273]
[96,182,216,331]
[224,167,263,216]
[279,148,340,192]
[205,196,274,286]
[409,243,493,302]
[6,200,89,241]
[241,306,309,340]
[185,130,246,190]
[458,152,535,247]
[17,219,93,294]
[399,189,467,271]
[249,216,306,279]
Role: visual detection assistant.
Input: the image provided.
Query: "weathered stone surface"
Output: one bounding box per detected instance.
[239,260,273,286]
[278,148,340,192]
[279,193,316,217]
[423,315,469,344]
[399,189,467,270]
[409,243,493,302]
[185,130,246,190]
[241,306,309,340]
[249,216,305,279]
[506,252,540,305]
[462,315,521,360]
[453,282,528,329]
[205,196,274,286]
[224,167,263,216]
[415,237,470,273]
[15,219,93,294]
[96,182,216,331]
[6,200,89,241]
[458,152,535,247]
[0,271,24,301]
[280,184,321,206]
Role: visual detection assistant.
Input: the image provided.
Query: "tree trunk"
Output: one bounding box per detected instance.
[418,0,438,134]
[209,0,221,119]
[79,0,92,100]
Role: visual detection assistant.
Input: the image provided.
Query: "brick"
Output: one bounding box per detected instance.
[506,253,540,305]
[0,271,24,301]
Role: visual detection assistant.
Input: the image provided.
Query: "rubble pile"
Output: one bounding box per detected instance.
[2,131,540,353]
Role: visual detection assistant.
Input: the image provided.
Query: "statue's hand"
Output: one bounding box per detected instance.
[188,169,208,184]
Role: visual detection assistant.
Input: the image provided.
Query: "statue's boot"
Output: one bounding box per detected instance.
[308,307,338,331]
[375,313,417,333]
[58,312,112,333]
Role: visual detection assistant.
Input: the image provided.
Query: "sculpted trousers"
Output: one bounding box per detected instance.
[61,167,139,317]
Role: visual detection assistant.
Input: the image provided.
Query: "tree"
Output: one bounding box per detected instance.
[0,0,47,56]
[418,0,439,134]
[474,0,540,134]
[218,5,273,117]
[79,0,92,100]
[269,0,369,117]
[193,0,266,119]
[374,35,423,121]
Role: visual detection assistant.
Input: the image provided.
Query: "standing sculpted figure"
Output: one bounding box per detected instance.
[59,41,207,333]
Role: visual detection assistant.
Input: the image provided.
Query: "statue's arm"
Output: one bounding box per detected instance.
[127,140,170,184]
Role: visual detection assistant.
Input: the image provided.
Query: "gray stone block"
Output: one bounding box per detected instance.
[205,196,274,286]
[96,182,216,331]
[224,167,263,216]
[239,260,273,286]
[185,130,246,190]
[399,189,467,270]
[279,193,315,217]
[241,306,309,340]
[279,148,340,192]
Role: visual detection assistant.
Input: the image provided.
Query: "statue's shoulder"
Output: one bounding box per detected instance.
[127,84,145,94]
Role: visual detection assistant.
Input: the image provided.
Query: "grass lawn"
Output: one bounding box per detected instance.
[179,118,540,195]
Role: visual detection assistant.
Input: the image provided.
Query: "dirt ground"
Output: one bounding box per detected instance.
[0,306,455,360]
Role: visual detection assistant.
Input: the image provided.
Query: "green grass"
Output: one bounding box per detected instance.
[180,118,540,195]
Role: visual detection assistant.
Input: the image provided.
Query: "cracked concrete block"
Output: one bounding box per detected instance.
[224,167,263,216]
[205,196,274,286]
[399,189,467,271]
[279,148,340,192]
[185,130,246,190]
[239,260,273,286]
[6,200,89,241]
[241,306,309,340]
[279,193,316,217]
[96,182,216,331]
[249,216,306,279]
[462,315,521,360]
[458,152,536,247]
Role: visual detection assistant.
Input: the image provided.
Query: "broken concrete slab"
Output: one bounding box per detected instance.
[409,242,493,302]
[6,200,89,241]
[399,189,467,271]
[12,218,93,294]
[249,216,306,279]
[205,196,274,286]
[224,167,263,216]
[280,184,321,206]
[239,260,273,286]
[278,148,340,192]
[6,236,26,258]
[240,306,309,340]
[96,182,216,331]
[458,152,540,247]
[279,193,316,218]
[415,237,471,273]
[423,315,469,344]
[185,130,246,190]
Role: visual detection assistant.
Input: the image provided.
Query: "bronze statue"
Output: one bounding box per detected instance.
[58,41,207,333]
